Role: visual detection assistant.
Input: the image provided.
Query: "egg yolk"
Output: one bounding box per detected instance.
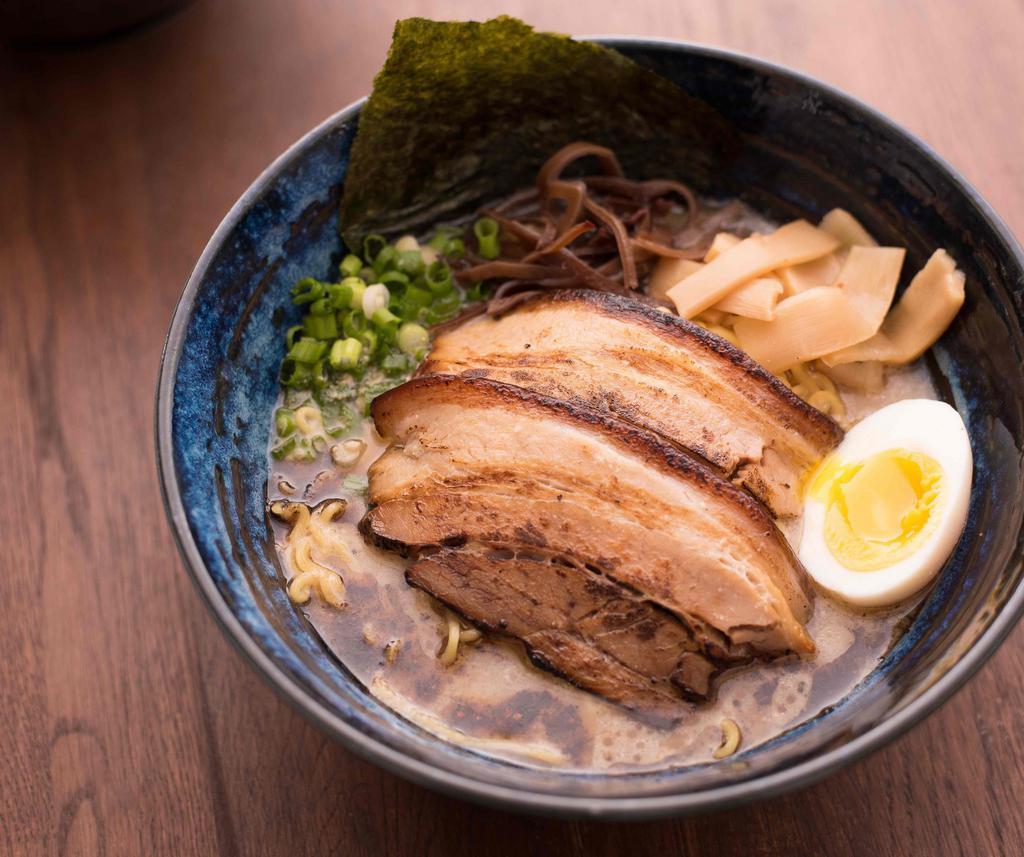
[808,449,944,571]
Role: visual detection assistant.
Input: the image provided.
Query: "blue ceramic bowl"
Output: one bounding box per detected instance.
[157,39,1024,819]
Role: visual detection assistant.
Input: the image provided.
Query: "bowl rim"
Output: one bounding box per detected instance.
[156,36,1024,820]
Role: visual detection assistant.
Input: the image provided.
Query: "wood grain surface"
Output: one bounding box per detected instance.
[2,1,1023,854]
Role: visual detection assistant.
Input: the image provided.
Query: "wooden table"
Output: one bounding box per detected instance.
[3,1,1022,853]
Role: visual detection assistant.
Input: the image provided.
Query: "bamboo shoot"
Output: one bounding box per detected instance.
[704,232,741,262]
[733,288,876,373]
[649,257,703,302]
[820,208,878,247]
[667,220,839,319]
[824,250,965,365]
[835,245,905,333]
[713,277,783,320]
[816,360,886,393]
[777,252,842,295]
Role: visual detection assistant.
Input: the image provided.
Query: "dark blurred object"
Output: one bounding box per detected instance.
[0,0,191,45]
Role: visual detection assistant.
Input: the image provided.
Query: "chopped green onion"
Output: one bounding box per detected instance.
[291,276,317,296]
[444,237,465,260]
[288,337,328,364]
[329,337,363,370]
[285,325,305,350]
[310,360,329,389]
[424,308,453,325]
[397,249,425,277]
[434,291,462,312]
[280,359,313,387]
[291,278,326,305]
[358,329,378,356]
[275,408,296,437]
[474,218,500,259]
[362,283,391,318]
[343,311,368,338]
[397,322,429,356]
[427,226,462,251]
[424,292,462,324]
[328,282,355,310]
[281,227,472,395]
[271,436,297,460]
[342,277,366,311]
[363,234,387,263]
[465,282,491,303]
[379,269,409,290]
[372,307,400,327]
[312,434,328,453]
[376,322,400,348]
[398,302,423,322]
[381,352,414,376]
[425,260,453,294]
[340,253,363,278]
[293,438,317,462]
[343,474,369,494]
[302,313,338,340]
[372,245,398,275]
[404,285,432,309]
[309,296,333,316]
[360,380,400,415]
[283,388,309,409]
[324,405,356,437]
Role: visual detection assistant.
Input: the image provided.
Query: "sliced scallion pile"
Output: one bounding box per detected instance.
[271,227,481,460]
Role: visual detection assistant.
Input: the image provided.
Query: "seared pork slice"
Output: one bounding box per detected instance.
[364,375,814,656]
[407,546,723,719]
[419,289,843,516]
[367,490,737,657]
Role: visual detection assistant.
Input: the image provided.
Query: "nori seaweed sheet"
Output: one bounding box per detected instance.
[339,16,738,246]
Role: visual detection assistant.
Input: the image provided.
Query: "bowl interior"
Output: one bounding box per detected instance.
[159,41,1024,815]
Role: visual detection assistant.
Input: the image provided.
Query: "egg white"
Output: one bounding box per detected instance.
[798,399,972,607]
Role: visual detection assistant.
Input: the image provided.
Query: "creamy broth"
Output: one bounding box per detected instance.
[267,361,934,771]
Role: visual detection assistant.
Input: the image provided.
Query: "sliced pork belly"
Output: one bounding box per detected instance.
[407,546,720,720]
[419,289,843,516]
[363,375,814,659]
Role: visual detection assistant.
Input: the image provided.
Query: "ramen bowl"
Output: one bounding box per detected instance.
[156,39,1024,819]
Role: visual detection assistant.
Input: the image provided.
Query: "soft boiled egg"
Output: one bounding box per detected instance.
[799,399,972,607]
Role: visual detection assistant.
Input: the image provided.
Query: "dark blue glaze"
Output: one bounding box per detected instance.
[157,41,1024,818]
